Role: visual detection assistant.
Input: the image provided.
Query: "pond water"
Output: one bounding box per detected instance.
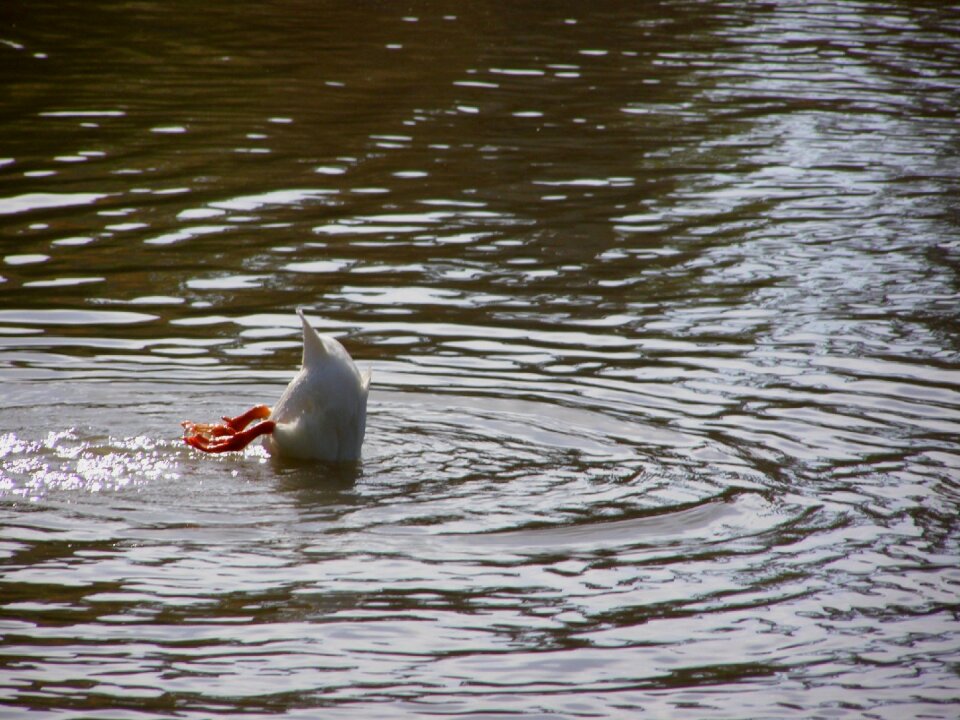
[2,1,960,718]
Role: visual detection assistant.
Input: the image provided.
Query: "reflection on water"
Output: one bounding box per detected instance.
[2,1,960,717]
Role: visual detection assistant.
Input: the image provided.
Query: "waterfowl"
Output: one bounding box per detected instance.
[182,309,370,462]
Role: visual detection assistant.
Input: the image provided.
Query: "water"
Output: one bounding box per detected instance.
[2,1,960,717]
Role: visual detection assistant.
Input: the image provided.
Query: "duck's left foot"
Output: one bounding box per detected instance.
[182,420,276,453]
[181,405,274,454]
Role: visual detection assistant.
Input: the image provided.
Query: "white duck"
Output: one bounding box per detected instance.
[182,309,370,462]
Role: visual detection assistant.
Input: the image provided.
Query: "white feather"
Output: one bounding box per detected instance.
[264,309,370,462]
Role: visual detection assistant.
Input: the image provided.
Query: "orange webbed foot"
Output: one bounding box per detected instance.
[183,421,276,453]
[181,405,274,454]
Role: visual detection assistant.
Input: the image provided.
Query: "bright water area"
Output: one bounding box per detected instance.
[2,2,960,718]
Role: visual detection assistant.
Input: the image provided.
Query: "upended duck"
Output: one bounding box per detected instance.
[182,309,370,462]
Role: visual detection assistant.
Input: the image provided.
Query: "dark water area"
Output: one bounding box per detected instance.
[2,1,960,717]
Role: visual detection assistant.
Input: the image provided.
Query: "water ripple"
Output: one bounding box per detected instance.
[2,1,959,717]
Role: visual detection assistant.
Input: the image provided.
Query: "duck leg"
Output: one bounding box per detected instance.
[221,404,271,431]
[181,404,274,453]
[183,419,276,453]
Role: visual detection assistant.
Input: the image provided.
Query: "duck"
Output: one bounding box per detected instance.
[182,308,370,462]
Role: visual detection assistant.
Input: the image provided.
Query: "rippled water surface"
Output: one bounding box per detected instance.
[3,1,960,717]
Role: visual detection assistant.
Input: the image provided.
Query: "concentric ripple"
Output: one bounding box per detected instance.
[0,382,832,719]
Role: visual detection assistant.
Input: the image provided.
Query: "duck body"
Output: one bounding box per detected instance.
[265,310,370,461]
[182,309,370,463]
